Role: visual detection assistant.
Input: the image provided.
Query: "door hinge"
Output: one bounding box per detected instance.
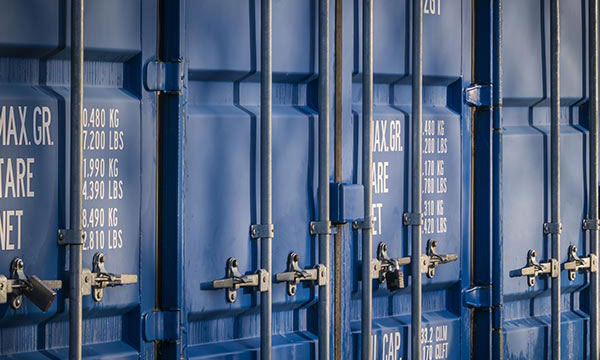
[465,84,493,107]
[144,60,184,93]
[143,310,180,342]
[464,285,492,309]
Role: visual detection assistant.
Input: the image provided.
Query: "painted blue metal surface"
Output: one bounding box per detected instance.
[165,0,472,358]
[0,1,156,358]
[345,0,472,359]
[178,1,325,358]
[500,1,587,359]
[3,1,598,359]
[473,1,595,359]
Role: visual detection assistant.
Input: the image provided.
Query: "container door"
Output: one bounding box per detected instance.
[159,0,330,358]
[0,1,157,358]
[343,0,472,359]
[473,1,590,359]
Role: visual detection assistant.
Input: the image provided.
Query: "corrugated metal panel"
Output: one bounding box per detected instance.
[347,0,471,359]
[1,1,599,359]
[0,1,157,358]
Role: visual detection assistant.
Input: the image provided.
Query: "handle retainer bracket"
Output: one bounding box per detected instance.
[81,252,138,302]
[212,257,269,303]
[563,245,598,281]
[510,249,559,287]
[275,252,327,296]
[0,258,62,312]
[422,239,459,278]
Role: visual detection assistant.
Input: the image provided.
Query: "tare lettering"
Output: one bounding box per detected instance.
[0,104,54,251]
[372,119,404,237]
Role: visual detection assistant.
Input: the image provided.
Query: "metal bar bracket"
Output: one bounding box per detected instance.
[563,245,598,281]
[142,310,180,342]
[465,84,493,107]
[144,59,184,93]
[81,253,138,302]
[421,239,458,278]
[250,224,275,239]
[464,285,492,309]
[510,249,559,286]
[403,212,423,226]
[310,221,337,235]
[543,222,563,235]
[352,216,374,230]
[212,257,269,303]
[583,218,600,231]
[275,252,327,296]
[0,258,62,312]
[57,229,85,246]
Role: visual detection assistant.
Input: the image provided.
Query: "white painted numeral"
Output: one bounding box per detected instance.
[424,0,441,16]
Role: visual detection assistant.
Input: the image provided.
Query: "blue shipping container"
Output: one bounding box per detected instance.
[0,0,597,359]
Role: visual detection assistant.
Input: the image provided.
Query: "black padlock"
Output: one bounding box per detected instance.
[385,263,404,291]
[23,275,57,312]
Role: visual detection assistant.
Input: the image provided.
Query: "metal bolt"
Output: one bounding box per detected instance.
[11,296,22,309]
[0,283,4,290]
[84,275,89,283]
[382,244,387,252]
[94,289,103,301]
[293,253,300,263]
[263,276,267,283]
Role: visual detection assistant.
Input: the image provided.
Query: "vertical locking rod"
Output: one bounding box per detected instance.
[260,0,273,359]
[69,0,84,358]
[318,0,331,358]
[550,0,561,359]
[333,0,343,357]
[590,1,599,358]
[361,0,374,358]
[491,0,504,356]
[411,0,423,359]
